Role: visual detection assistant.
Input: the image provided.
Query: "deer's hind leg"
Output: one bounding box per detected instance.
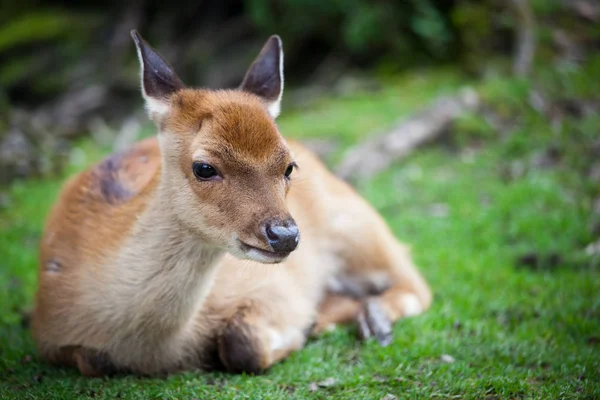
[353,238,433,345]
[316,198,432,345]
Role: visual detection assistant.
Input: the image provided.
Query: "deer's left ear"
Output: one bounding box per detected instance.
[131,30,184,120]
[240,35,284,119]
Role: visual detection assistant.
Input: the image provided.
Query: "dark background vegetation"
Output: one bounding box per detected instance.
[4,0,596,185]
[1,0,599,398]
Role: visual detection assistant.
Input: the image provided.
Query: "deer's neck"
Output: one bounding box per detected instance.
[106,171,224,340]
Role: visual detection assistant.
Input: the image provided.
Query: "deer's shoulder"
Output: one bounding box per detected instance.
[40,138,162,271]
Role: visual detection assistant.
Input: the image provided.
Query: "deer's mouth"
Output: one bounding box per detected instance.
[238,241,291,263]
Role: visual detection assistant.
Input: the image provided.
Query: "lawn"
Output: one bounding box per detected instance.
[0,65,599,399]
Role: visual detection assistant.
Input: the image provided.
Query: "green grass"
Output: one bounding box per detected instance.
[1,66,599,399]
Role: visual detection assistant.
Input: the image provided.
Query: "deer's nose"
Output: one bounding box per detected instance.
[263,219,299,253]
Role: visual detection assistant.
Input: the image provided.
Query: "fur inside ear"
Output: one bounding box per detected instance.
[131,30,184,119]
[240,35,284,118]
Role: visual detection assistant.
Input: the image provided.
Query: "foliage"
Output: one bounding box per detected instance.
[0,0,595,109]
[246,0,457,66]
[452,0,600,76]
[0,7,96,105]
[0,0,461,106]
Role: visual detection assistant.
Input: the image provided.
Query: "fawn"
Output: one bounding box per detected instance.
[31,31,432,377]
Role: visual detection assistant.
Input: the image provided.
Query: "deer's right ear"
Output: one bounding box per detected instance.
[240,35,284,119]
[131,30,184,120]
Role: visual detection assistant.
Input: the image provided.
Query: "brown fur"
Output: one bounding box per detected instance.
[32,36,432,377]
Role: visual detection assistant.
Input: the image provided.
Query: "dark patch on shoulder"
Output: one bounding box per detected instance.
[93,151,134,205]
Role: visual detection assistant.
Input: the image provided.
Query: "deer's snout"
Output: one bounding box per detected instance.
[263,219,299,253]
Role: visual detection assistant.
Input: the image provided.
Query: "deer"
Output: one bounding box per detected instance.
[31,30,432,377]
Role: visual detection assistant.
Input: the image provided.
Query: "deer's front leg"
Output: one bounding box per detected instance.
[218,303,310,374]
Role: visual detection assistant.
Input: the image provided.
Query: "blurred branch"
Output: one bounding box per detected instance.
[510,0,535,77]
[336,88,480,182]
[570,0,600,22]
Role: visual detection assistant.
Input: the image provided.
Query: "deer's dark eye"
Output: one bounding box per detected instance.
[284,163,295,179]
[193,162,218,180]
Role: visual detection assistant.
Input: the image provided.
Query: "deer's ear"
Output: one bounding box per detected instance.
[240,35,284,119]
[131,30,184,119]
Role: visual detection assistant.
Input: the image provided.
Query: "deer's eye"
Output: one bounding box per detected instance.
[193,162,218,180]
[284,163,295,179]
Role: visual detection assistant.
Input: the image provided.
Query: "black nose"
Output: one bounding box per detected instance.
[264,219,299,253]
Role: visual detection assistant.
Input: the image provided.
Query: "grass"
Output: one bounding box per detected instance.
[1,64,599,399]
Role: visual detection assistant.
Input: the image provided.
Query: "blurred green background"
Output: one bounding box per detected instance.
[0,0,561,182]
[1,0,599,398]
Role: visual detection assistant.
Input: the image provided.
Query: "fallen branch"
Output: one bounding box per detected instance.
[510,0,536,77]
[336,88,479,181]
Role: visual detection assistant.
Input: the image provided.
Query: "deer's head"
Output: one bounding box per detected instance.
[132,31,298,263]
